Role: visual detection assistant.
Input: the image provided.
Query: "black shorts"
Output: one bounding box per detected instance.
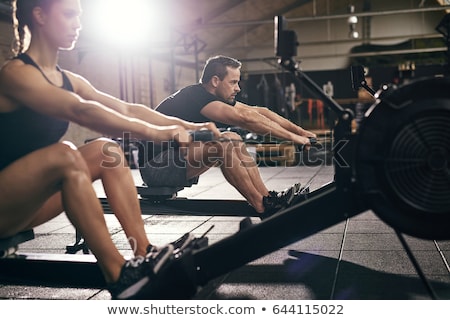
[139,148,198,187]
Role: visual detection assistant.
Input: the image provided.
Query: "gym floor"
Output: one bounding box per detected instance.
[1,165,450,300]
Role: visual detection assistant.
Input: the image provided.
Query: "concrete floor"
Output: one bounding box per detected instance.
[1,165,449,300]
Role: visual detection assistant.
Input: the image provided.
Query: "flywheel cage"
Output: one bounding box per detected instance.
[355,77,450,239]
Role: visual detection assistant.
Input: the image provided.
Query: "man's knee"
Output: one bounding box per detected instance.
[213,132,243,156]
[87,138,125,168]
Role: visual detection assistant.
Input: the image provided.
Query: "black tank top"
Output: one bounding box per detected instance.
[0,54,73,170]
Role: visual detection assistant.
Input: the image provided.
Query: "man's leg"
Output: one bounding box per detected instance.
[185,132,269,213]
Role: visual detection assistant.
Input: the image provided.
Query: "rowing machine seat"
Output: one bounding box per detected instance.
[137,177,199,202]
[0,229,35,258]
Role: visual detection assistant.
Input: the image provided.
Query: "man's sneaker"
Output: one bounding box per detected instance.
[261,194,282,219]
[261,182,302,220]
[290,186,310,207]
[271,182,302,206]
[108,245,174,300]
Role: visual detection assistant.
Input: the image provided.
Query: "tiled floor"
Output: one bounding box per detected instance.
[1,165,449,300]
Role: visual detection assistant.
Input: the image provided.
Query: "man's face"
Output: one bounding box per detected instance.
[215,66,241,103]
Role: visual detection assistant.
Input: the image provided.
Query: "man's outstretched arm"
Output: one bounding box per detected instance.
[201,100,315,146]
[235,102,317,139]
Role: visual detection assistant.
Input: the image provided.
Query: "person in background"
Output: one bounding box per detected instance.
[0,0,219,299]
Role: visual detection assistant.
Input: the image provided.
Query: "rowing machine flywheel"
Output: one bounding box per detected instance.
[355,76,450,239]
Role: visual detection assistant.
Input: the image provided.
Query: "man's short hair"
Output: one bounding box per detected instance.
[200,55,242,84]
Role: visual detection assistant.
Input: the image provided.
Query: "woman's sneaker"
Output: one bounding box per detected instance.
[171,232,197,254]
[146,233,195,256]
[147,232,208,258]
[108,244,174,300]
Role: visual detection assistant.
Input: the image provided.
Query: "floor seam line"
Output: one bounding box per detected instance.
[330,218,349,299]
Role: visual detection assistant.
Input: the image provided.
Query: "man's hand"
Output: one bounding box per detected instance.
[295,128,317,151]
[300,128,317,139]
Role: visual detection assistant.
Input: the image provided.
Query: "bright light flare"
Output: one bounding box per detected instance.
[85,0,170,49]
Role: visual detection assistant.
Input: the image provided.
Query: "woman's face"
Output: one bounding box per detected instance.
[39,0,82,50]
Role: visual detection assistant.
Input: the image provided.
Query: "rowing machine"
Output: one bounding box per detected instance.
[158,74,450,299]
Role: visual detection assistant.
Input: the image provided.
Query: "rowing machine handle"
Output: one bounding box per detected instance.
[189,130,215,142]
[171,130,215,148]
[297,137,317,151]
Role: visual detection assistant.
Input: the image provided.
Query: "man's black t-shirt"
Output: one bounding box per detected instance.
[140,84,236,162]
[155,83,235,130]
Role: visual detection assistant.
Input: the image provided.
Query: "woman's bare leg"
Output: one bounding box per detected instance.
[0,142,125,283]
[16,139,151,257]
[79,139,150,256]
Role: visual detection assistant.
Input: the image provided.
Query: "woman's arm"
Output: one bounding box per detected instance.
[0,61,193,145]
[67,71,220,137]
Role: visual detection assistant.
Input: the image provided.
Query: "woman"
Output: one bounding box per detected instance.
[0,0,219,299]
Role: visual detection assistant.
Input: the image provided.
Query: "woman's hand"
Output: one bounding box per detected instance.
[169,125,192,148]
[189,121,221,139]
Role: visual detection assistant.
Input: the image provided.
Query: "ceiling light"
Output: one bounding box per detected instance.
[347,4,359,39]
[83,0,171,49]
[348,16,358,24]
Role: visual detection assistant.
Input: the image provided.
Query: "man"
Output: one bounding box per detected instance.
[140,55,316,219]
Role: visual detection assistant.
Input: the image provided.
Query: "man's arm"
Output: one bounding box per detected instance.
[235,102,317,138]
[201,100,315,145]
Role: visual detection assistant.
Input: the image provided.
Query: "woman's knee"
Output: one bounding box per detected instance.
[82,138,126,169]
[52,142,89,174]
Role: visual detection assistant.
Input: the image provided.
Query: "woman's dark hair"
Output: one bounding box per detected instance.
[12,0,55,54]
[200,55,242,84]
